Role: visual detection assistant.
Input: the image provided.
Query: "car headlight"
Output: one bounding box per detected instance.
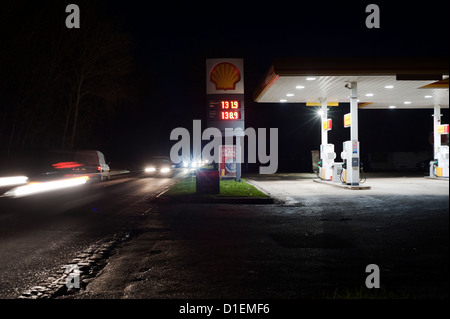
[160,167,171,173]
[0,176,28,187]
[183,162,189,168]
[145,167,156,173]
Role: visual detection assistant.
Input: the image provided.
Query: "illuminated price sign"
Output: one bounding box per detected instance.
[221,100,239,109]
[220,100,240,120]
[208,99,243,121]
[206,95,244,133]
[221,111,240,120]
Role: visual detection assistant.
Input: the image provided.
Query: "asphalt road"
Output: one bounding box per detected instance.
[0,172,180,299]
[62,173,448,301]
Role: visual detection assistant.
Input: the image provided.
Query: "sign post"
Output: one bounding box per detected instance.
[206,58,245,182]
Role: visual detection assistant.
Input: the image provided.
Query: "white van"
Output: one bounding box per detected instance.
[72,150,110,181]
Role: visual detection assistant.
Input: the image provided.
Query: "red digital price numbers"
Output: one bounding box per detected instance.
[221,101,239,109]
[221,111,240,120]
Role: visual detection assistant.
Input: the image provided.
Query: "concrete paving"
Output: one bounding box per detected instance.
[246,172,449,199]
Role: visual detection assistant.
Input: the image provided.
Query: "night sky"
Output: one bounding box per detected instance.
[2,0,449,172]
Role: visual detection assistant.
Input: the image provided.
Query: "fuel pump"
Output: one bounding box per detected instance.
[432,145,449,177]
[340,142,348,183]
[340,140,360,185]
[319,144,336,180]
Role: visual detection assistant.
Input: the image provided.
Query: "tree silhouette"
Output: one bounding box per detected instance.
[0,0,135,164]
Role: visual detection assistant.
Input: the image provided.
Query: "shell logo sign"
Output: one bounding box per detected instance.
[322,119,332,131]
[206,58,244,95]
[344,113,351,128]
[210,62,241,91]
[437,124,449,135]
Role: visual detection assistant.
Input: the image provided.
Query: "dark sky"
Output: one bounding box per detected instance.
[95,0,449,170]
[6,1,447,171]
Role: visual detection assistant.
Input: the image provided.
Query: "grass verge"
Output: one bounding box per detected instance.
[162,175,269,201]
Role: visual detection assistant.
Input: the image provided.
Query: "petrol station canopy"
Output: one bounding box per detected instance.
[253,57,449,109]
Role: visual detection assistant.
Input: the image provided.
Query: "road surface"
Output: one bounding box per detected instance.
[0,172,180,298]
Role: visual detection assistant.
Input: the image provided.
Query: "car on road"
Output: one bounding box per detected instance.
[143,156,174,177]
[1,150,111,198]
[74,150,110,181]
[53,150,111,182]
[179,158,209,174]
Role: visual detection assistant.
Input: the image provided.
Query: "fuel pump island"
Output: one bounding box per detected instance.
[253,57,449,187]
[315,82,370,189]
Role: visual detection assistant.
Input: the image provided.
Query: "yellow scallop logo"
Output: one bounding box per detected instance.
[210,62,241,91]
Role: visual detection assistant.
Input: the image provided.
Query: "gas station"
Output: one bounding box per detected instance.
[253,57,449,188]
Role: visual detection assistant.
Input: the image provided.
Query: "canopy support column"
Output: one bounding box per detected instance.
[433,102,442,159]
[347,82,360,185]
